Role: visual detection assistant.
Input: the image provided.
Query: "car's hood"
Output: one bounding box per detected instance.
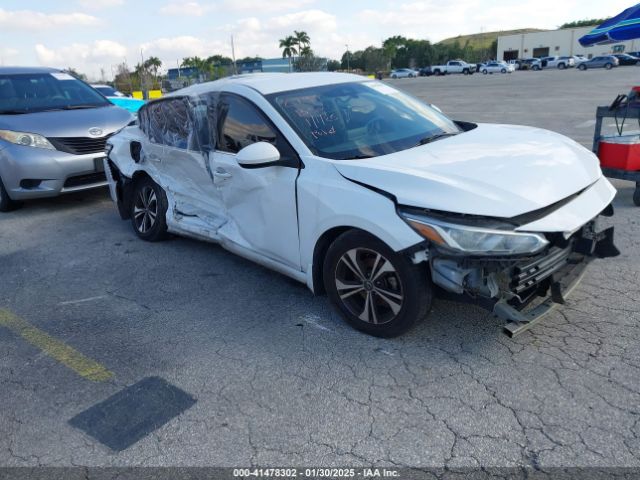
[332,124,602,218]
[0,105,133,137]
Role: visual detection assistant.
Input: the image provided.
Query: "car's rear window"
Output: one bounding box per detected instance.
[0,72,110,114]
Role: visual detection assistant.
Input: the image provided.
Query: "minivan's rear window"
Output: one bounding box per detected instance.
[0,72,111,114]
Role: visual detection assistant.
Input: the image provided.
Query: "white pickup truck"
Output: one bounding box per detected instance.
[431,60,477,75]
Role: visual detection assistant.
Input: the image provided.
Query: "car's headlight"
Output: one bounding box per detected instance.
[401,213,549,256]
[0,130,55,150]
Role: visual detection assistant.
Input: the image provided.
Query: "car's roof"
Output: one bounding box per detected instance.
[91,84,112,88]
[168,72,367,97]
[0,66,61,75]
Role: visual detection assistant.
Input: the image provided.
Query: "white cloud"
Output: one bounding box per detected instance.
[0,47,19,65]
[223,0,315,13]
[35,41,128,79]
[76,0,124,9]
[0,8,100,31]
[140,35,231,63]
[159,1,212,16]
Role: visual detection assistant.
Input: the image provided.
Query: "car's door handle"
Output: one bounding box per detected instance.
[214,169,232,180]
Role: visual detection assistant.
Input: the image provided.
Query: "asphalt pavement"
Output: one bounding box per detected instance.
[1,66,639,470]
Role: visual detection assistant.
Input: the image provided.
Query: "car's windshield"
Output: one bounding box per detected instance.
[0,72,111,114]
[268,81,460,160]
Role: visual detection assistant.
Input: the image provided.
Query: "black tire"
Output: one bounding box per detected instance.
[130,176,168,242]
[533,65,540,71]
[391,74,397,79]
[558,63,566,70]
[634,185,640,207]
[0,176,21,212]
[605,63,613,70]
[463,69,469,75]
[579,64,587,71]
[323,230,432,337]
[501,68,507,73]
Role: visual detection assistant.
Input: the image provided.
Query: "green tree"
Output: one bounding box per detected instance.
[560,18,608,29]
[279,36,298,72]
[293,30,311,50]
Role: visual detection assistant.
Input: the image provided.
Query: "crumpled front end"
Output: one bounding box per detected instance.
[399,176,620,337]
[428,213,619,336]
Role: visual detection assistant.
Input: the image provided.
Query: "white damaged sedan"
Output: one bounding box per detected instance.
[105,73,619,337]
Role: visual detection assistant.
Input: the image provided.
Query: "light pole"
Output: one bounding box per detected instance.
[345,44,350,72]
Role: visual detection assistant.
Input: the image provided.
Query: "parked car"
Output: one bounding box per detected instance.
[570,55,589,66]
[107,96,146,114]
[507,59,521,70]
[542,56,576,69]
[431,60,477,75]
[418,66,433,77]
[612,54,640,66]
[0,67,133,211]
[520,58,543,71]
[577,55,619,70]
[91,84,127,97]
[105,72,619,337]
[390,68,418,79]
[91,84,146,114]
[480,61,514,74]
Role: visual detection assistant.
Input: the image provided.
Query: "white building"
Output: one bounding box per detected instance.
[497,27,640,61]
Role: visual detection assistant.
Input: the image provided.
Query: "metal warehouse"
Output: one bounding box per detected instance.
[497,26,640,60]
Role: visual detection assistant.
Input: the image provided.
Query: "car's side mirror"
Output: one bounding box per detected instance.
[236,142,281,168]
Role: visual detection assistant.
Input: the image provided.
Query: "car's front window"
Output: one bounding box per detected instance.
[0,72,110,114]
[268,81,460,160]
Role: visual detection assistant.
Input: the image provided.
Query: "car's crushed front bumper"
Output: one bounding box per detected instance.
[429,214,619,337]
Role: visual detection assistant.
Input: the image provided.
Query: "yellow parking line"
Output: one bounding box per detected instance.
[0,309,114,382]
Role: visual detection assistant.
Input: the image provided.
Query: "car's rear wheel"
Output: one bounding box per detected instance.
[323,230,432,337]
[130,177,168,242]
[605,63,613,70]
[558,63,566,69]
[533,65,540,71]
[482,69,488,74]
[0,176,21,212]
[578,64,587,71]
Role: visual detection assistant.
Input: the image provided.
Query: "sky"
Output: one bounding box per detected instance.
[0,0,634,80]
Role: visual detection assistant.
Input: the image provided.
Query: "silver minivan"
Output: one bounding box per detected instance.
[0,67,133,211]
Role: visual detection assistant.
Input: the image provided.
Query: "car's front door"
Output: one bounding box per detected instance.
[144,97,225,229]
[211,93,301,269]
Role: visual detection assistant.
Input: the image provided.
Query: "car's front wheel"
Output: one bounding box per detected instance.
[0,176,21,212]
[578,64,587,70]
[324,230,432,337]
[130,177,168,241]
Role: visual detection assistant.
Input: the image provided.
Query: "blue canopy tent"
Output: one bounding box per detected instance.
[579,3,640,46]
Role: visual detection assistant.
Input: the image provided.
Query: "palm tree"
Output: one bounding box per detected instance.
[293,30,310,50]
[279,36,298,72]
[143,56,162,87]
[299,45,313,57]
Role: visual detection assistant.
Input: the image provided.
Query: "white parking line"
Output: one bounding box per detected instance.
[58,295,108,306]
[300,314,333,333]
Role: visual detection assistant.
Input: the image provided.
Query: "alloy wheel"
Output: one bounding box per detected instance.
[133,186,158,234]
[334,248,404,325]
